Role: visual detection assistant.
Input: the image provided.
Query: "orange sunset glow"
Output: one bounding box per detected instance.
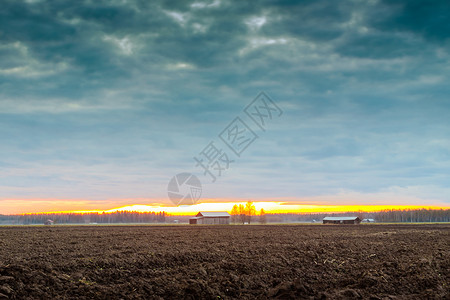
[2,198,448,215]
[103,203,449,215]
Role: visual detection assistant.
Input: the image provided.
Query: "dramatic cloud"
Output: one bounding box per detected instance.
[1,0,449,210]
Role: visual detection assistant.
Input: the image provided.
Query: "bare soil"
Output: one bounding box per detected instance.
[0,224,448,299]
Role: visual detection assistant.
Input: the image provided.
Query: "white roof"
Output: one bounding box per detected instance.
[323,216,359,221]
[197,211,231,217]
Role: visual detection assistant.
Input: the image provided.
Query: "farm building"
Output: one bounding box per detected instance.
[323,217,361,224]
[362,218,375,223]
[44,219,54,225]
[189,212,231,225]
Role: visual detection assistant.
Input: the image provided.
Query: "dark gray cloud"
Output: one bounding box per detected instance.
[371,0,450,43]
[262,0,352,41]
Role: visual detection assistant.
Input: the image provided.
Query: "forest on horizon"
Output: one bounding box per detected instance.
[0,208,449,225]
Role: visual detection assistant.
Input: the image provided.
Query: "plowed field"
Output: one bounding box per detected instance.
[0,224,448,299]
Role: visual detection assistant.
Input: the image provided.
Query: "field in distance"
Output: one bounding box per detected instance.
[0,224,448,299]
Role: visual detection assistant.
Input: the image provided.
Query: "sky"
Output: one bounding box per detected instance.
[1,0,450,214]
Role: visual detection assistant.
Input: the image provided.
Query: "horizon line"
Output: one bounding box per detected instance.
[3,202,449,216]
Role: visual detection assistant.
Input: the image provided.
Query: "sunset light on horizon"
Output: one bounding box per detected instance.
[3,199,448,215]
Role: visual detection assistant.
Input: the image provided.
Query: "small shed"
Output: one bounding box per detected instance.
[189,212,231,225]
[44,219,54,225]
[323,216,361,224]
[189,217,202,224]
[362,218,375,223]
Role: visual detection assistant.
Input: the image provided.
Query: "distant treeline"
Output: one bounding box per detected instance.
[0,208,448,225]
[373,209,449,223]
[0,211,166,225]
[261,209,450,223]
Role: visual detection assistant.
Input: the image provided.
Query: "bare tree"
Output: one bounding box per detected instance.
[259,208,267,224]
[230,204,239,224]
[238,204,246,224]
[245,201,256,224]
[357,210,365,222]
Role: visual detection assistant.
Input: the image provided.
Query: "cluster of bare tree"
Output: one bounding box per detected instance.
[230,202,267,224]
[374,209,449,223]
[254,209,450,223]
[227,207,449,224]
[1,208,448,225]
[0,211,166,225]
